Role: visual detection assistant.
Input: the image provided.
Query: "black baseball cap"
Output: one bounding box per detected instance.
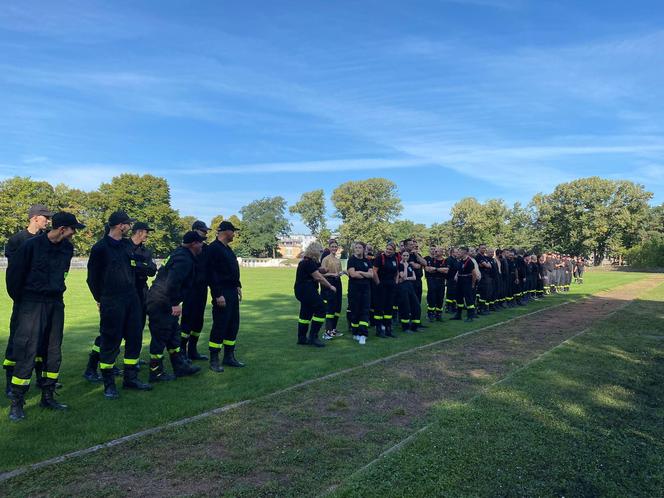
[217,220,238,232]
[108,210,135,226]
[132,222,154,232]
[182,231,205,244]
[52,212,85,229]
[192,220,210,232]
[28,204,53,219]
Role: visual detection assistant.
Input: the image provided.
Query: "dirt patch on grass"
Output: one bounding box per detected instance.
[3,277,662,498]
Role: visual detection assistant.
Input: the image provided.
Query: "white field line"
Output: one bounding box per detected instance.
[0,281,654,483]
[321,283,657,497]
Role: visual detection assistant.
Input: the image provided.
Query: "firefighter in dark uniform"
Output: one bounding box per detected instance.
[565,256,575,291]
[180,220,211,361]
[207,221,244,371]
[508,250,523,306]
[397,250,421,332]
[501,250,514,307]
[406,239,426,327]
[366,244,378,326]
[130,222,157,331]
[488,248,501,310]
[3,204,53,397]
[424,247,447,321]
[146,231,204,382]
[294,242,336,347]
[6,212,84,421]
[372,242,399,338]
[86,211,152,399]
[452,247,477,322]
[346,241,373,345]
[476,244,493,315]
[445,248,459,313]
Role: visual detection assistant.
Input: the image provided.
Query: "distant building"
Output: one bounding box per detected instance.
[278,234,318,258]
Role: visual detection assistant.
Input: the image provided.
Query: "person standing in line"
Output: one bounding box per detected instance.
[346,241,373,345]
[7,212,84,421]
[397,250,421,333]
[130,222,158,332]
[445,247,460,313]
[86,211,152,399]
[452,247,478,322]
[206,221,244,371]
[146,231,204,382]
[406,239,427,327]
[424,247,447,321]
[180,220,211,361]
[3,204,53,397]
[320,239,344,340]
[372,242,400,338]
[294,242,336,347]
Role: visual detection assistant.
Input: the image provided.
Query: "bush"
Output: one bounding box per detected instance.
[625,234,664,267]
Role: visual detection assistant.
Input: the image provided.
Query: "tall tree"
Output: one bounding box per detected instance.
[535,177,652,263]
[0,177,54,246]
[331,178,402,249]
[448,197,509,247]
[237,197,290,257]
[390,219,429,245]
[289,189,329,242]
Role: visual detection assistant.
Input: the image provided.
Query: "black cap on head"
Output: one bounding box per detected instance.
[192,220,210,232]
[217,220,238,232]
[52,212,85,229]
[132,222,154,232]
[182,231,205,244]
[108,210,135,226]
[28,204,53,219]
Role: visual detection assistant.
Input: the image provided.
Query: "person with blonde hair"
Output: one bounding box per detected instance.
[294,242,336,347]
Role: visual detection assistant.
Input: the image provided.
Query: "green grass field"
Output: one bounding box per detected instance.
[0,269,653,476]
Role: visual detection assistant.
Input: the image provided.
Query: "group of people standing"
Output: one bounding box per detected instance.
[294,238,586,346]
[3,205,244,421]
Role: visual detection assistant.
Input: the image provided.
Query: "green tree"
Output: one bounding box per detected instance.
[448,197,509,247]
[535,177,652,263]
[289,189,329,242]
[237,197,290,257]
[208,215,225,243]
[390,220,429,245]
[52,184,101,255]
[0,177,54,246]
[504,202,539,249]
[96,174,181,256]
[331,178,402,249]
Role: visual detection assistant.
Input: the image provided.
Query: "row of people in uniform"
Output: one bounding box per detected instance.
[294,239,586,346]
[4,206,243,421]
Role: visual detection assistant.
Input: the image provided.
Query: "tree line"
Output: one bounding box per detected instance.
[0,175,661,265]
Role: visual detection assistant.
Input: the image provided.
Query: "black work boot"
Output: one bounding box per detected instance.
[308,330,326,348]
[9,390,25,421]
[5,366,13,398]
[180,333,188,358]
[122,366,152,391]
[222,347,245,368]
[171,352,201,377]
[435,312,443,322]
[209,349,224,373]
[83,351,102,383]
[149,358,176,382]
[297,328,308,345]
[384,323,397,338]
[40,384,68,410]
[376,325,387,338]
[187,335,208,361]
[451,308,463,320]
[101,369,119,400]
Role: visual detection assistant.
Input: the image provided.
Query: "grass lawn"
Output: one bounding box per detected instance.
[0,269,649,473]
[334,281,664,497]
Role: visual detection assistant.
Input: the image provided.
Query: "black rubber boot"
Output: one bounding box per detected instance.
[39,384,68,410]
[209,349,224,373]
[376,325,387,338]
[101,369,119,399]
[297,328,308,345]
[180,333,189,358]
[171,352,201,377]
[5,366,13,398]
[222,347,245,368]
[149,358,176,382]
[83,351,102,383]
[451,308,463,320]
[187,335,208,361]
[308,330,326,348]
[384,323,397,338]
[122,366,152,391]
[435,312,443,322]
[9,390,25,421]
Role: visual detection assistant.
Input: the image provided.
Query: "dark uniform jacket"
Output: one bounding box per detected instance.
[445,256,459,282]
[5,229,41,260]
[131,242,157,291]
[6,233,73,302]
[207,239,241,299]
[193,243,208,287]
[149,246,196,306]
[87,236,137,301]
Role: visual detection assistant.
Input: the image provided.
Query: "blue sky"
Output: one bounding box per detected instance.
[1,0,663,232]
